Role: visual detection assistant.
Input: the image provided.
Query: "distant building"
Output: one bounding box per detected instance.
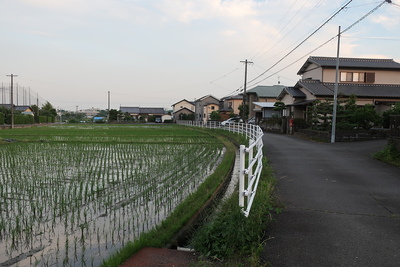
[220,95,243,115]
[120,107,165,121]
[171,99,195,121]
[246,85,286,122]
[79,107,101,118]
[1,104,34,116]
[278,56,400,119]
[15,105,34,116]
[194,95,220,122]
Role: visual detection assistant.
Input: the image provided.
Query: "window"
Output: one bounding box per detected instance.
[340,72,374,83]
[211,106,215,110]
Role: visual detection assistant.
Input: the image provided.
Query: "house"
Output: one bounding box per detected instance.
[220,95,243,118]
[120,107,165,121]
[171,99,195,121]
[278,56,400,120]
[253,102,280,119]
[1,104,34,116]
[15,105,34,116]
[194,95,220,122]
[246,85,286,122]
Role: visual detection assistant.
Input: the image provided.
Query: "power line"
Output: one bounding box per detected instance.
[246,0,390,88]
[251,0,328,61]
[209,67,240,84]
[246,0,354,86]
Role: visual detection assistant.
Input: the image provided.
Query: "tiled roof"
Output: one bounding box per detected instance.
[120,107,140,113]
[279,87,307,99]
[14,106,31,111]
[221,94,243,101]
[139,108,165,114]
[253,102,276,108]
[298,56,400,75]
[120,107,165,114]
[246,85,286,98]
[171,99,194,106]
[297,80,333,96]
[196,94,220,102]
[298,79,400,98]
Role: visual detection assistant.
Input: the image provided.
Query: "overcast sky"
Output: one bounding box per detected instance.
[1,0,399,111]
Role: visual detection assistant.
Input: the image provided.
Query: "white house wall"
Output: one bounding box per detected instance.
[301,63,322,80]
[322,69,400,84]
[173,101,195,113]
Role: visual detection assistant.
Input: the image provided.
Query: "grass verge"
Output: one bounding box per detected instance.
[373,143,400,167]
[190,156,279,267]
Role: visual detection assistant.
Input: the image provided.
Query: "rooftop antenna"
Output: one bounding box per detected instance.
[278,76,281,85]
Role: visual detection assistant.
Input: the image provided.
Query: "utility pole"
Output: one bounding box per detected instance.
[16,83,19,106]
[240,59,253,122]
[331,26,341,144]
[107,91,110,122]
[7,74,18,129]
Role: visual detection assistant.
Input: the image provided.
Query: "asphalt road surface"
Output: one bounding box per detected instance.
[260,133,400,267]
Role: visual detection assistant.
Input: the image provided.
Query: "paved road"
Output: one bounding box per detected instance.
[260,133,400,267]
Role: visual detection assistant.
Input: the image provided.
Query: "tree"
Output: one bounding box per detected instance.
[307,95,381,131]
[31,104,39,123]
[310,100,333,131]
[273,101,287,112]
[0,105,11,124]
[238,104,249,119]
[40,101,57,118]
[353,104,381,130]
[382,102,400,128]
[209,111,221,121]
[96,110,108,117]
[108,109,122,121]
[62,111,86,123]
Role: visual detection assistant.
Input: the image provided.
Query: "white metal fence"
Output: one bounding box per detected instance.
[178,120,264,217]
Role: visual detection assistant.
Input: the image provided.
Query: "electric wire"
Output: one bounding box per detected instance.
[252,0,328,62]
[246,0,354,87]
[249,0,304,60]
[246,0,391,88]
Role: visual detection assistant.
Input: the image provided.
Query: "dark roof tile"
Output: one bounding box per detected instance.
[298,56,400,75]
[298,79,400,98]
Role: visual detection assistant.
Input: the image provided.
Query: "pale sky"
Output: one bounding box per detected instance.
[1,0,399,111]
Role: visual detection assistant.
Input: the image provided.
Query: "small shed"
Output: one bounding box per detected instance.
[253,102,280,119]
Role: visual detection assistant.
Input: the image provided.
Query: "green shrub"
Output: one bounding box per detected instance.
[39,116,55,123]
[15,114,35,124]
[374,144,400,167]
[0,112,4,125]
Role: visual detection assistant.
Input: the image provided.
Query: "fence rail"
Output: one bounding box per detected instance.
[178,120,264,217]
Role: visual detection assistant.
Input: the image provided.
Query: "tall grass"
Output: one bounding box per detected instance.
[191,157,279,266]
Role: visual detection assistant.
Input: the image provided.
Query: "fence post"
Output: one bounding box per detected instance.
[239,144,246,208]
[247,139,254,205]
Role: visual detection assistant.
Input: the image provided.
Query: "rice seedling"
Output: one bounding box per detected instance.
[0,125,224,266]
